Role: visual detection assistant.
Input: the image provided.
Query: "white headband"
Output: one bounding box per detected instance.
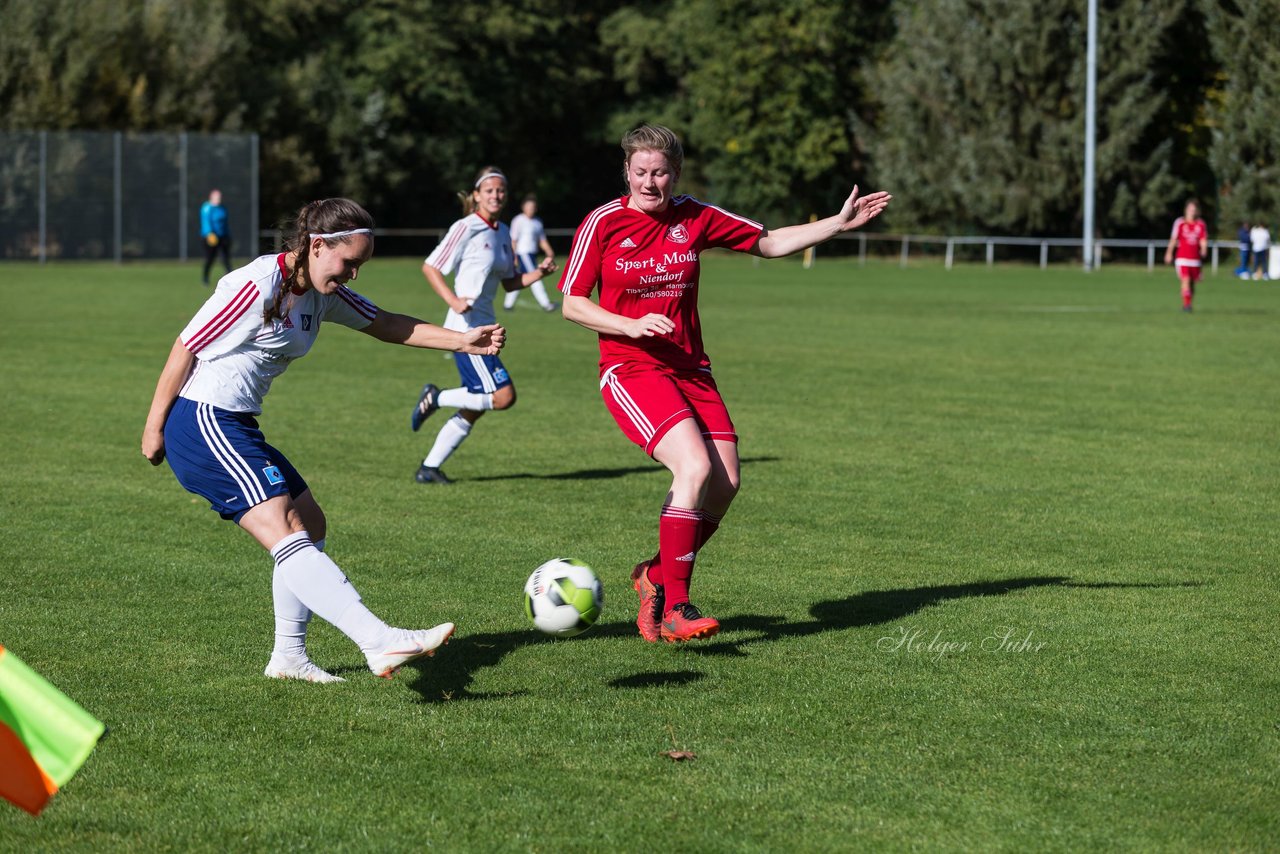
[474,172,506,188]
[310,228,373,240]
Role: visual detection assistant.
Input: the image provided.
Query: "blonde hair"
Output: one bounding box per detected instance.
[458,165,507,216]
[621,124,684,180]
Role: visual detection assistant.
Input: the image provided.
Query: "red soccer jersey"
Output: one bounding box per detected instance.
[1172,217,1207,261]
[561,195,763,372]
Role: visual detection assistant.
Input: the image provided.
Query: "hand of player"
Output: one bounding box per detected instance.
[621,313,675,339]
[1163,250,1172,265]
[141,428,166,466]
[837,186,893,232]
[537,258,558,276]
[459,324,505,355]
[453,298,472,314]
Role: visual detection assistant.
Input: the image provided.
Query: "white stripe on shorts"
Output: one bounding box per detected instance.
[603,370,655,441]
[195,403,267,505]
[469,354,497,393]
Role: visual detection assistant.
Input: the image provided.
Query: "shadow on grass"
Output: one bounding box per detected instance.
[404,576,1200,701]
[465,456,781,483]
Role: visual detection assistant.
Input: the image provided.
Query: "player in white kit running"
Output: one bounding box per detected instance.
[410,167,557,483]
[503,194,558,312]
[142,198,505,683]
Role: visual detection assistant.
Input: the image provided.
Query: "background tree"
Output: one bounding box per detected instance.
[1204,0,1280,234]
[601,0,892,225]
[870,0,1214,236]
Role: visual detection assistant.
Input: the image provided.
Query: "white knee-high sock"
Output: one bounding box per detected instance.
[529,280,553,309]
[270,536,327,658]
[424,413,473,468]
[503,288,519,309]
[270,532,390,654]
[437,388,493,411]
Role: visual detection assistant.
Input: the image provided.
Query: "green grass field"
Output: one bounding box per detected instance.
[2,255,1277,851]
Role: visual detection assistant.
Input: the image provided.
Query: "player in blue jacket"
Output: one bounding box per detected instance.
[200,189,232,285]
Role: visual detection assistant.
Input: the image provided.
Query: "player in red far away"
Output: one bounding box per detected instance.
[560,124,891,643]
[1164,199,1208,313]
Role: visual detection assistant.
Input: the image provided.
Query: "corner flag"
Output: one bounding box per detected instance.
[0,644,105,815]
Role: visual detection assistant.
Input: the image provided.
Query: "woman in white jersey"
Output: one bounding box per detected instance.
[142,198,505,683]
[410,166,557,484]
[503,194,558,312]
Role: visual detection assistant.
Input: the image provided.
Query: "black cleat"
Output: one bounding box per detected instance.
[411,383,440,432]
[415,465,453,485]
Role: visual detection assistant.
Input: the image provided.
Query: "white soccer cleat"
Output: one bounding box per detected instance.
[366,623,455,679]
[264,654,346,684]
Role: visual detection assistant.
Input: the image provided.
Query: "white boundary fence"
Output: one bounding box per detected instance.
[260,227,1243,273]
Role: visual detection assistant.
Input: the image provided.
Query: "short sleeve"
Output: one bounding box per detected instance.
[425,220,471,276]
[180,277,267,359]
[701,203,764,252]
[322,286,378,330]
[561,212,605,297]
[1171,218,1182,238]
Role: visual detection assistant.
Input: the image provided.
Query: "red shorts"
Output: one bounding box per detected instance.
[600,363,737,456]
[1174,258,1202,283]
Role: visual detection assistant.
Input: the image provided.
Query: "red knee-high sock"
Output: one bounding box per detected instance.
[698,510,722,550]
[1182,288,1192,308]
[659,505,701,609]
[648,510,724,583]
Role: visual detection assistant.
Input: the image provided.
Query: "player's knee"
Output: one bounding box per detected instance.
[492,386,516,410]
[677,453,713,492]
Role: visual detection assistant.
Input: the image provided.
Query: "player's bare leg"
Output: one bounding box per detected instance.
[651,421,720,641]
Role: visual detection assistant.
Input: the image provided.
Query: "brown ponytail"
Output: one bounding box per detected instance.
[458,166,507,216]
[269,198,374,323]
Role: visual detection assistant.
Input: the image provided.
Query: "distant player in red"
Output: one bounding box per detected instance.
[560,124,891,642]
[1164,199,1208,312]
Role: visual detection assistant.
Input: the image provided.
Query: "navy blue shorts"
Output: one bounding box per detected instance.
[454,352,512,394]
[164,397,308,522]
[516,252,538,274]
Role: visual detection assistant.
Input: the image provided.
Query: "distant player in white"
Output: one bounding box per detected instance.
[410,167,557,483]
[142,198,506,683]
[503,194,558,311]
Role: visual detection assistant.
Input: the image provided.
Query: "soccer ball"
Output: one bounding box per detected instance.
[523,558,603,638]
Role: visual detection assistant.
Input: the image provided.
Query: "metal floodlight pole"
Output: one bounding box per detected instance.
[179,132,188,262]
[113,131,123,265]
[38,131,47,264]
[1083,0,1098,272]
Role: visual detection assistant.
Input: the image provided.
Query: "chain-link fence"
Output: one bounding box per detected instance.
[1,131,257,261]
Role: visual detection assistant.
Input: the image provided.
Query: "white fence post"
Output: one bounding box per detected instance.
[899,236,909,268]
[38,131,47,264]
[858,233,866,266]
[986,241,994,267]
[1040,242,1048,269]
[945,239,954,270]
[1212,245,1218,275]
[1147,243,1154,272]
[179,132,188,262]
[113,131,123,264]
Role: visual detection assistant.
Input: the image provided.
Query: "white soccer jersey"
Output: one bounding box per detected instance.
[178,253,378,413]
[510,212,546,255]
[426,214,515,332]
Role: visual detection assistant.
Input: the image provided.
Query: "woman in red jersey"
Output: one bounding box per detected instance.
[1163,198,1208,312]
[560,124,891,642]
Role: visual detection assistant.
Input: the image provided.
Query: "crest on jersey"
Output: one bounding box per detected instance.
[301,314,312,331]
[666,224,690,244]
[262,465,285,485]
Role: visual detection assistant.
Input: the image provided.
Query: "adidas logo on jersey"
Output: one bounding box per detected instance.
[620,237,638,248]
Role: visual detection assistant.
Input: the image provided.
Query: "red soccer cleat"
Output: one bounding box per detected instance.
[631,560,664,643]
[660,602,720,643]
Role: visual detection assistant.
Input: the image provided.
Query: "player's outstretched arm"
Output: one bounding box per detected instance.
[361,310,506,355]
[502,258,558,292]
[562,294,674,339]
[142,337,197,466]
[753,185,892,259]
